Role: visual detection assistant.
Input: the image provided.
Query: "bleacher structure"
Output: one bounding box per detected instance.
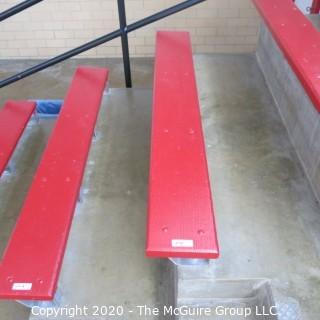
[0,0,320,319]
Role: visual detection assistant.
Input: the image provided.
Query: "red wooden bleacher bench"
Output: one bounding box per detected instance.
[0,66,108,301]
[146,31,219,261]
[253,0,320,113]
[0,101,36,177]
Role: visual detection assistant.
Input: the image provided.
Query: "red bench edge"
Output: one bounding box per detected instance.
[0,67,108,301]
[253,0,320,113]
[146,31,219,260]
[0,100,36,176]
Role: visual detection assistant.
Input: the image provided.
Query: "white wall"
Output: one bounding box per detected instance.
[295,0,313,14]
[0,0,260,59]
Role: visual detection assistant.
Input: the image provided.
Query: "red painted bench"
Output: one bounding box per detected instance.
[253,0,320,112]
[0,66,108,300]
[146,31,219,260]
[0,101,36,177]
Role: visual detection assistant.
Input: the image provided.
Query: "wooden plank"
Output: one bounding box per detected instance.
[0,66,108,300]
[146,31,219,259]
[253,0,320,112]
[0,101,35,177]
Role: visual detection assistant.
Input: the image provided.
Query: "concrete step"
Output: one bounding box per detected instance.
[176,278,277,320]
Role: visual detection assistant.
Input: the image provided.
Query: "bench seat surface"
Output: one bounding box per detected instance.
[0,66,108,300]
[253,0,320,112]
[147,31,219,259]
[0,101,35,176]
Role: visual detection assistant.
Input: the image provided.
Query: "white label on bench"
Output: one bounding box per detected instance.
[172,239,194,248]
[12,283,32,291]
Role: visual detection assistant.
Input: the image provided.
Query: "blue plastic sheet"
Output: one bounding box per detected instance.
[35,100,63,115]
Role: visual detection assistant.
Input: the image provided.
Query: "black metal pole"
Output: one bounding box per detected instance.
[0,0,206,88]
[117,0,132,88]
[0,30,121,88]
[0,0,44,22]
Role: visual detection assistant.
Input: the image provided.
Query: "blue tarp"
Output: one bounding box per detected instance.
[35,100,63,115]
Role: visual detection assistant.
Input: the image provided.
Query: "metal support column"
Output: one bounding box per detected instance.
[117,0,132,88]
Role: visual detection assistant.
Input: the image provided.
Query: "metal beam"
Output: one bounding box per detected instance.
[0,30,121,88]
[0,0,44,22]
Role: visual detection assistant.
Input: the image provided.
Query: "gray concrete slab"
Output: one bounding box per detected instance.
[190,54,320,320]
[0,57,154,106]
[308,14,320,31]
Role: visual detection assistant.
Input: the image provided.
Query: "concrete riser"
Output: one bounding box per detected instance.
[174,264,278,320]
[256,22,320,203]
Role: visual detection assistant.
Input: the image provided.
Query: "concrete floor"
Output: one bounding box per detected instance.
[194,54,320,319]
[0,57,154,106]
[308,14,320,30]
[0,54,320,319]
